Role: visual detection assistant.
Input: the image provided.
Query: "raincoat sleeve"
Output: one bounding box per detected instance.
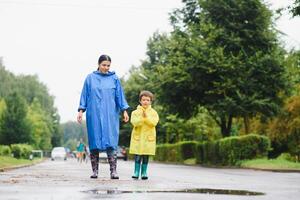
[144,110,159,127]
[78,76,89,112]
[115,77,129,111]
[130,110,144,127]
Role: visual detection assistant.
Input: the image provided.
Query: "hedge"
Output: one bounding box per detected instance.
[154,141,198,163]
[154,134,270,166]
[10,144,34,159]
[0,145,11,156]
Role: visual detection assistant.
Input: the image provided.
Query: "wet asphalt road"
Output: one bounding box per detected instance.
[0,158,299,200]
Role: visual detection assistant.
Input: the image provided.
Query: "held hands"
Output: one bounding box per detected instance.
[77,111,83,124]
[142,111,147,118]
[123,110,129,123]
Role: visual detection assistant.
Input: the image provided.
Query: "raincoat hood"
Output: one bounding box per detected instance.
[93,70,116,76]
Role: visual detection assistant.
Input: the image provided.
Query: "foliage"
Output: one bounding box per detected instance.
[163,107,221,143]
[195,134,270,165]
[0,145,11,156]
[154,134,270,166]
[60,121,87,150]
[10,144,33,159]
[290,0,300,16]
[136,0,287,137]
[26,99,53,150]
[0,64,61,148]
[0,93,31,145]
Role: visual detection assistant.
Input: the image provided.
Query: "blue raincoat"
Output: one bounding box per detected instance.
[78,71,129,151]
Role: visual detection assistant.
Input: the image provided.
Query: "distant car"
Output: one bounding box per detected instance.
[117,146,128,161]
[99,152,108,162]
[51,147,67,161]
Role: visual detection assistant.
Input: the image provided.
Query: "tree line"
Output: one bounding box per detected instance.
[0,59,61,150]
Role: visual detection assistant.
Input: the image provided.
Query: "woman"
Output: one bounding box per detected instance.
[77,54,129,179]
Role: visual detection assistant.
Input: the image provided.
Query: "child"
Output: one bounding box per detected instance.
[129,90,159,180]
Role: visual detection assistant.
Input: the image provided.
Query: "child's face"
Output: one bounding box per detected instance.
[140,96,151,108]
[99,61,111,73]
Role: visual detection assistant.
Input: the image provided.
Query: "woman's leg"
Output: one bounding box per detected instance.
[141,155,149,180]
[132,155,141,179]
[90,149,99,178]
[107,148,119,179]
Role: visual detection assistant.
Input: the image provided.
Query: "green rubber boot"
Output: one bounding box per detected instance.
[141,163,148,180]
[132,162,141,179]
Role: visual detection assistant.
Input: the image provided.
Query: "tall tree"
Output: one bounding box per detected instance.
[0,93,31,144]
[145,0,287,137]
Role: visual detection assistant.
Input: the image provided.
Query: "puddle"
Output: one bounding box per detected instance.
[83,188,265,196]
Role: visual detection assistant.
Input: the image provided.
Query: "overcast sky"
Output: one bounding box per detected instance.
[0,0,299,123]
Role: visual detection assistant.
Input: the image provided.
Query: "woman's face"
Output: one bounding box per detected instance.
[98,60,111,73]
[140,96,151,108]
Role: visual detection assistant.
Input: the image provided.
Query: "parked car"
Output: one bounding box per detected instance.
[117,146,128,161]
[51,147,67,161]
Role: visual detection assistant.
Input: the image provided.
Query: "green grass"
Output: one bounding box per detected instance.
[183,158,197,165]
[0,156,42,169]
[240,158,300,170]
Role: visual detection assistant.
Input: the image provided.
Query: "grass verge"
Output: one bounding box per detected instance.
[240,158,300,171]
[0,156,43,170]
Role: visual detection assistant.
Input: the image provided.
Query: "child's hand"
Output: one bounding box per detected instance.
[142,111,147,118]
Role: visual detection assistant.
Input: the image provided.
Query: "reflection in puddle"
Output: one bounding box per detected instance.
[83,188,265,196]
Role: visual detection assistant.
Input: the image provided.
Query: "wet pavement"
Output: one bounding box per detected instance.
[0,158,299,199]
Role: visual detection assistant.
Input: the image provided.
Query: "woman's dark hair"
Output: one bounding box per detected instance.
[98,54,111,65]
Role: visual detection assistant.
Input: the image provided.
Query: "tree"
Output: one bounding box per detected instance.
[145,0,287,137]
[290,0,300,16]
[26,98,53,150]
[0,93,31,144]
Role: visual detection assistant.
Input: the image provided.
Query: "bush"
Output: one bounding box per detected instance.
[0,145,11,156]
[10,144,34,159]
[197,134,271,165]
[155,134,270,166]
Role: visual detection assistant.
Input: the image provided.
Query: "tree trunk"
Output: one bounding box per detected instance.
[220,115,233,137]
[244,115,250,134]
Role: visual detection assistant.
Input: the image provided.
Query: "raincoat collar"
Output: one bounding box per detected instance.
[93,70,115,76]
[137,105,152,111]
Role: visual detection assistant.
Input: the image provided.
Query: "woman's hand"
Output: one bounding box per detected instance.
[77,111,83,124]
[123,110,129,123]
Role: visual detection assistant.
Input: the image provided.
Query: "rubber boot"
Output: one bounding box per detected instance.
[90,150,99,179]
[132,155,141,179]
[141,155,149,180]
[108,155,119,179]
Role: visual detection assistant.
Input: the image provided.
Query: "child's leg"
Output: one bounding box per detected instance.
[90,149,99,178]
[141,155,149,180]
[132,155,142,179]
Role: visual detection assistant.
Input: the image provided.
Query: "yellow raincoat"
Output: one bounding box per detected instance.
[129,105,159,155]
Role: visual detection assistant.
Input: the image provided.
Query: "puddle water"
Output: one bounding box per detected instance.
[83,188,265,196]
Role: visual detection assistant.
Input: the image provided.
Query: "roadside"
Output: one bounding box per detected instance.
[154,157,300,173]
[0,156,44,172]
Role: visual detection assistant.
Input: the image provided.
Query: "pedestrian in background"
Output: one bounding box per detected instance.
[129,90,159,180]
[77,54,129,179]
[76,138,85,163]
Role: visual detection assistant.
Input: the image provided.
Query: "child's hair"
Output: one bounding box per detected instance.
[98,54,111,65]
[139,90,154,101]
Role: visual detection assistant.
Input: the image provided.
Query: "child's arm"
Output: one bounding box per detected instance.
[130,111,144,127]
[144,111,159,127]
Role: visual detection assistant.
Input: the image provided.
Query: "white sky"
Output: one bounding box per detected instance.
[0,0,299,123]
